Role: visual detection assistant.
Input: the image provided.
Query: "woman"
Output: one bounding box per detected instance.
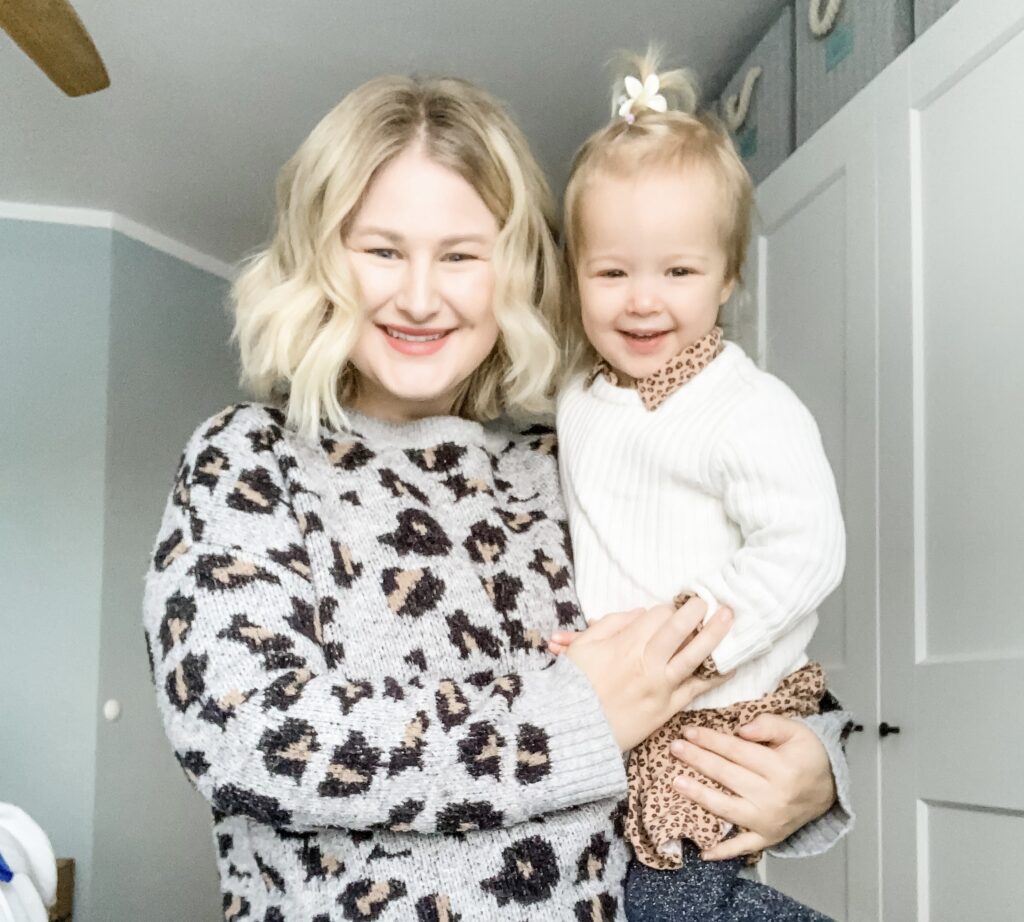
[144,74,851,921]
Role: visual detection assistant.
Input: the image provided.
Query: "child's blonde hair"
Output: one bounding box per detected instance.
[561,48,754,374]
[233,75,563,437]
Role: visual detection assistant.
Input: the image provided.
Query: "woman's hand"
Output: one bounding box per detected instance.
[669,714,837,860]
[564,598,732,752]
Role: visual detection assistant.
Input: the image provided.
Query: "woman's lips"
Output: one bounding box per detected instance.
[380,324,453,356]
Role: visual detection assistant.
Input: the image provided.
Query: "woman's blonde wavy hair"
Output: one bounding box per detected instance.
[560,48,754,376]
[233,75,563,437]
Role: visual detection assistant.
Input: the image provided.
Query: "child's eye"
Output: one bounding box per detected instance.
[598,269,626,279]
[668,267,694,278]
[367,248,401,260]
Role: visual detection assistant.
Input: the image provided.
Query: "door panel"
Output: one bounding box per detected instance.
[752,89,880,922]
[878,1,1024,918]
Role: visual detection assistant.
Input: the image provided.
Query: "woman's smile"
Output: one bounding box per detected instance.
[379,323,454,356]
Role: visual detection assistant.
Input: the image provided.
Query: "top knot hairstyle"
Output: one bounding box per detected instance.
[611,47,700,121]
[232,75,564,438]
[560,48,754,374]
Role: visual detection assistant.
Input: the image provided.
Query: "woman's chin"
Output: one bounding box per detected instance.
[374,377,460,419]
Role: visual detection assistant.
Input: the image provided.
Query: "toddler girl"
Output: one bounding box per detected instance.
[551,51,846,922]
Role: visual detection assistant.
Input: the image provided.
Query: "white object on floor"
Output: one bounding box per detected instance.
[0,877,46,922]
[0,805,56,922]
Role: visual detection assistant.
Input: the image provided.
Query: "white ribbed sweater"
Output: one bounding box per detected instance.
[557,342,846,710]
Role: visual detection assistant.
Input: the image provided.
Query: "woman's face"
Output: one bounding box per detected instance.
[344,146,502,422]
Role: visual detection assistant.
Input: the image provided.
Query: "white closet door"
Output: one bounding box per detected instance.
[750,89,880,921]
[876,0,1024,919]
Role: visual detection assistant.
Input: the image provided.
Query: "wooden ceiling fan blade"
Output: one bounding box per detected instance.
[0,0,109,96]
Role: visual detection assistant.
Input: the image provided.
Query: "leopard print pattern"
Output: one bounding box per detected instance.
[625,663,826,869]
[144,404,630,920]
[585,327,724,412]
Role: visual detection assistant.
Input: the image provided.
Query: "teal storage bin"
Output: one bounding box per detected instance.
[718,3,795,186]
[795,0,913,144]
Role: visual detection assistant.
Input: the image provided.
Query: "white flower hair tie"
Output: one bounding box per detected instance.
[618,74,667,123]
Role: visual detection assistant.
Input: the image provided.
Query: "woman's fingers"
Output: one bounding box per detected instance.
[675,724,779,783]
[669,671,731,713]
[671,773,752,829]
[700,831,769,862]
[548,630,580,648]
[665,606,732,682]
[648,597,708,665]
[573,608,645,646]
[671,731,765,797]
[735,713,800,748]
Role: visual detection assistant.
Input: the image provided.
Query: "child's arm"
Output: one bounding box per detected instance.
[686,381,845,675]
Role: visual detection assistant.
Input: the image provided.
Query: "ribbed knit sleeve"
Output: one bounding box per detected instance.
[690,380,846,675]
[143,407,627,836]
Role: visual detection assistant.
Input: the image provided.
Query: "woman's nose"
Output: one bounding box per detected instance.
[396,259,441,320]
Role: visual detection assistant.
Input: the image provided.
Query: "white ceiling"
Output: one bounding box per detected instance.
[0,0,788,265]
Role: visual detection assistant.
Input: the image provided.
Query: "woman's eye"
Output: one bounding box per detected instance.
[442,252,476,263]
[668,267,694,278]
[368,248,400,260]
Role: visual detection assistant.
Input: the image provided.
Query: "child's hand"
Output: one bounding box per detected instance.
[547,630,581,655]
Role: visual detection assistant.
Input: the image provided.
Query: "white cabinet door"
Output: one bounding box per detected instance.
[876,0,1024,919]
[751,88,881,921]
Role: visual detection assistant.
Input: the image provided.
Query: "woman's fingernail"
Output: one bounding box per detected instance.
[670,740,686,758]
[683,727,698,741]
[672,775,688,791]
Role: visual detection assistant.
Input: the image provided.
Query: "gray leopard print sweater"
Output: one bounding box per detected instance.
[143,403,853,922]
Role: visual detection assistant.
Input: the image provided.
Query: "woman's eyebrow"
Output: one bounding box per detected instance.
[348,226,403,242]
[347,228,490,247]
[439,234,491,247]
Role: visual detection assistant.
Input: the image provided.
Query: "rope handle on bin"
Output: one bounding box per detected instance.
[809,0,843,38]
[722,65,762,132]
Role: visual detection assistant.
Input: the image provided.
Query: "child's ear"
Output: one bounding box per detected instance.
[719,276,737,305]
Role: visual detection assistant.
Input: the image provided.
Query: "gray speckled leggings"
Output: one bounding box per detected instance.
[624,845,834,922]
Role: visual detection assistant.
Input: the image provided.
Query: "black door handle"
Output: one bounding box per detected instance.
[879,722,901,737]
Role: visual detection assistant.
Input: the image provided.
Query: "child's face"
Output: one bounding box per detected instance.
[344,145,502,421]
[575,166,736,383]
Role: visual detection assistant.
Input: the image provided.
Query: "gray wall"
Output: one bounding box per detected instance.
[90,232,237,921]
[0,217,239,921]
[0,219,112,921]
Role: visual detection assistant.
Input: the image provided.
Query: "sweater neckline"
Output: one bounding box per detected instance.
[322,406,502,450]
[586,341,742,409]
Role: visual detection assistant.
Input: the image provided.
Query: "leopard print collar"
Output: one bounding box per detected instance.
[585,326,725,411]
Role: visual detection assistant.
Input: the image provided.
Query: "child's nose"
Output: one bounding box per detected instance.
[628,286,660,314]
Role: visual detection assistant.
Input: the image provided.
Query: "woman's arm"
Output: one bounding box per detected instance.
[667,711,855,861]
